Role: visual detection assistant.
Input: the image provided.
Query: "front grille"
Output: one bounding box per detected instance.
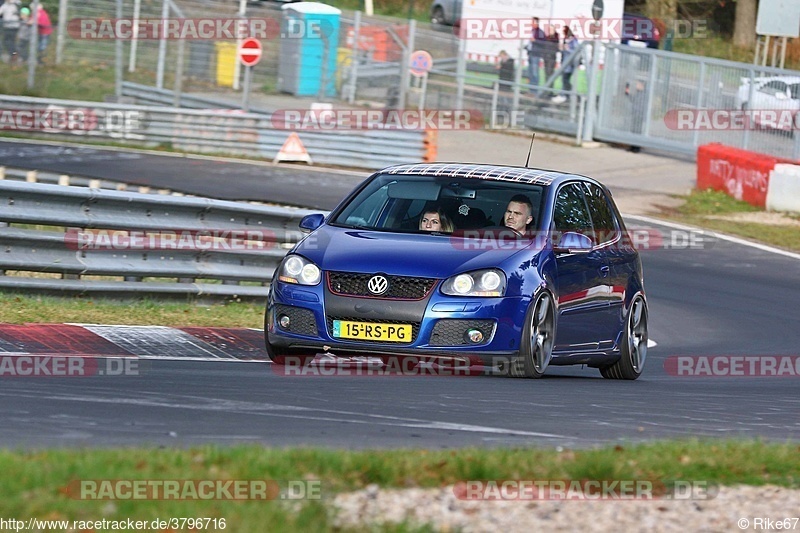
[327,272,436,300]
[326,316,421,344]
[274,305,318,336]
[430,319,496,346]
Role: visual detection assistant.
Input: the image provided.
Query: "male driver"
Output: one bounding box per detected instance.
[504,194,533,236]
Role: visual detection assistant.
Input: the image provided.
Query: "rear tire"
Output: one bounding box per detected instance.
[508,292,555,378]
[600,295,648,380]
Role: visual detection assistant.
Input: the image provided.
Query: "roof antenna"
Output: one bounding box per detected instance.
[525,132,536,168]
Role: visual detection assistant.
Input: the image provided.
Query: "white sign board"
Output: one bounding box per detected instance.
[460,0,624,63]
[756,0,800,38]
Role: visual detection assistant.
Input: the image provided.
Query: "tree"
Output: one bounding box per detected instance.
[645,0,678,23]
[733,0,757,48]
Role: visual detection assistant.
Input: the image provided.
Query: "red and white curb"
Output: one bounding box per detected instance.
[0,324,268,362]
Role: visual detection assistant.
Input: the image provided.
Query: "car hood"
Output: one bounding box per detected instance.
[294,224,543,278]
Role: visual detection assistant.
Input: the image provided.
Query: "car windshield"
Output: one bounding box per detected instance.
[330,174,545,234]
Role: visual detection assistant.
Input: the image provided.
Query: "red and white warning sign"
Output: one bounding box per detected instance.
[273,132,313,165]
[238,38,262,67]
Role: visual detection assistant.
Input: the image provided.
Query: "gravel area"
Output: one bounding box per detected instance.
[331,484,800,532]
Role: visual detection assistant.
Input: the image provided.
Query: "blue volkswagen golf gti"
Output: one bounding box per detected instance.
[265,163,648,379]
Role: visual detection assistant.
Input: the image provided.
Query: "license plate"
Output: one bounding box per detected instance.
[332,320,412,342]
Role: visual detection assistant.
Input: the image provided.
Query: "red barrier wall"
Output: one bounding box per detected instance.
[696,144,791,208]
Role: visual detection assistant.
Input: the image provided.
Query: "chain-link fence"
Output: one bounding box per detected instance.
[596,43,800,160]
[44,1,800,160]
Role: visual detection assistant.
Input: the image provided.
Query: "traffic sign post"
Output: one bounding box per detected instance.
[409,50,433,77]
[238,38,263,112]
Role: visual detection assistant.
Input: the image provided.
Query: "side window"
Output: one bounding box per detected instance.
[759,80,787,96]
[341,184,390,227]
[583,183,618,243]
[553,183,593,237]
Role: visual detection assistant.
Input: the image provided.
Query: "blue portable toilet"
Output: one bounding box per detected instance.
[278,2,341,97]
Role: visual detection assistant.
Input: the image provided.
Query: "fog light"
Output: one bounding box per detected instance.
[466,328,484,343]
[278,315,291,329]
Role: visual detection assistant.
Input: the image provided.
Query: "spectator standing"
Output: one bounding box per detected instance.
[542,28,559,95]
[496,50,515,114]
[0,0,22,63]
[524,17,546,95]
[560,27,579,93]
[16,6,30,62]
[36,3,52,64]
[625,79,647,152]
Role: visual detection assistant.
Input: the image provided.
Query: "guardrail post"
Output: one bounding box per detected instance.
[56,0,68,65]
[642,54,658,137]
[692,61,707,150]
[512,43,523,119]
[156,0,169,89]
[490,83,498,129]
[26,171,37,183]
[346,11,362,104]
[455,35,466,110]
[58,175,70,186]
[398,19,416,110]
[0,167,5,180]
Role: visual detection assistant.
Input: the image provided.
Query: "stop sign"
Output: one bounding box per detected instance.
[239,38,262,67]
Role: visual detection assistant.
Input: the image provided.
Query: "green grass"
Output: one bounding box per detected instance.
[0,440,796,530]
[0,293,265,327]
[0,62,154,102]
[660,189,800,252]
[675,188,761,216]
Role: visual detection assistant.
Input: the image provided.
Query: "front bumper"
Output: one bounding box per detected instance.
[266,280,530,365]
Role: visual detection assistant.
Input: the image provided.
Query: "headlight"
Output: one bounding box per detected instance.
[441,269,506,297]
[278,254,321,285]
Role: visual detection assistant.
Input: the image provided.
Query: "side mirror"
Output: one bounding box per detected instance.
[299,213,325,233]
[553,231,594,254]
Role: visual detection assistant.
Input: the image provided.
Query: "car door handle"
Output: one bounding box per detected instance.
[599,265,610,277]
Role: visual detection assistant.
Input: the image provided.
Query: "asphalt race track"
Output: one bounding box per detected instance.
[0,140,367,210]
[1,141,799,448]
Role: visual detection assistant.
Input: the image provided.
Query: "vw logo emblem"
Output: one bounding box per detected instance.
[367,275,389,295]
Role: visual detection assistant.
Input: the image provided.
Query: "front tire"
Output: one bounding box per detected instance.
[600,295,648,380]
[509,292,555,378]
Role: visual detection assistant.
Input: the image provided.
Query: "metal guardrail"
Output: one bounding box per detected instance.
[0,95,435,170]
[0,180,324,299]
[120,82,274,115]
